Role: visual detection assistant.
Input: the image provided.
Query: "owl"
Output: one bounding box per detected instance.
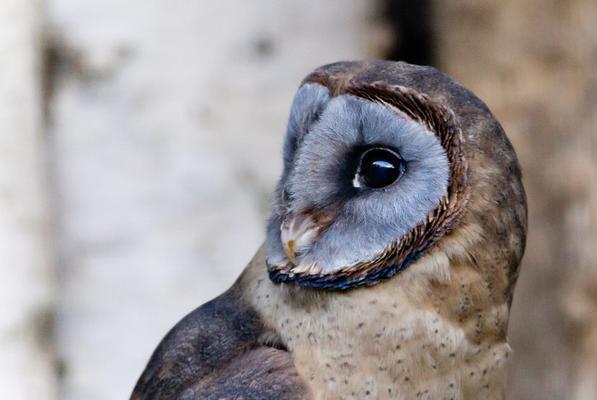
[131,61,527,400]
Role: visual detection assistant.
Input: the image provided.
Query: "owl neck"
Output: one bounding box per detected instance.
[245,244,512,400]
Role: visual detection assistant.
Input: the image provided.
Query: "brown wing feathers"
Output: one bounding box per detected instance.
[131,286,309,399]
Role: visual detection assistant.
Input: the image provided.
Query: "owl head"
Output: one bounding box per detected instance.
[266,61,526,295]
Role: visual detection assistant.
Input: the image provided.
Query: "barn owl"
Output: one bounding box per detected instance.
[131,61,527,400]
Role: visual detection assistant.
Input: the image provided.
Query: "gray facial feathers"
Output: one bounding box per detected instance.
[283,83,331,173]
[267,84,450,273]
[268,84,331,266]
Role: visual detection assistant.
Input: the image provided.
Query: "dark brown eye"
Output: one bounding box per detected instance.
[357,148,405,189]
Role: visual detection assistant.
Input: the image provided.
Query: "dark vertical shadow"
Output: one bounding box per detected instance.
[382,0,435,66]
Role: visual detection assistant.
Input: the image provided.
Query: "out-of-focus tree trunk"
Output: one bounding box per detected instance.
[434,1,597,399]
[0,0,56,399]
[44,1,387,398]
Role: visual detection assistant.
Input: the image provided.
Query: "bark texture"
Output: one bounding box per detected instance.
[0,0,56,398]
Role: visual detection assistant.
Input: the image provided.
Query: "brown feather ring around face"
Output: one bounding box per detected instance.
[268,80,469,290]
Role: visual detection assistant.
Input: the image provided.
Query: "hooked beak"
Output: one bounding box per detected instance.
[280,213,319,265]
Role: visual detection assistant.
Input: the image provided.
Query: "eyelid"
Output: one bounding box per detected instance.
[352,172,362,188]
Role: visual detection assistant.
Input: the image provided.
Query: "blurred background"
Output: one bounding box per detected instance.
[1,0,595,399]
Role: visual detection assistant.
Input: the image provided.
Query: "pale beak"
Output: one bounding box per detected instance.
[280,213,319,265]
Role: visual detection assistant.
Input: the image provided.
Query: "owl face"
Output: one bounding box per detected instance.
[266,70,469,290]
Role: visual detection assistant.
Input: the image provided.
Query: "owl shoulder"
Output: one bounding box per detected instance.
[131,283,309,400]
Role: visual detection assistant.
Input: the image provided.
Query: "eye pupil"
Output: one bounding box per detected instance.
[359,148,404,189]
